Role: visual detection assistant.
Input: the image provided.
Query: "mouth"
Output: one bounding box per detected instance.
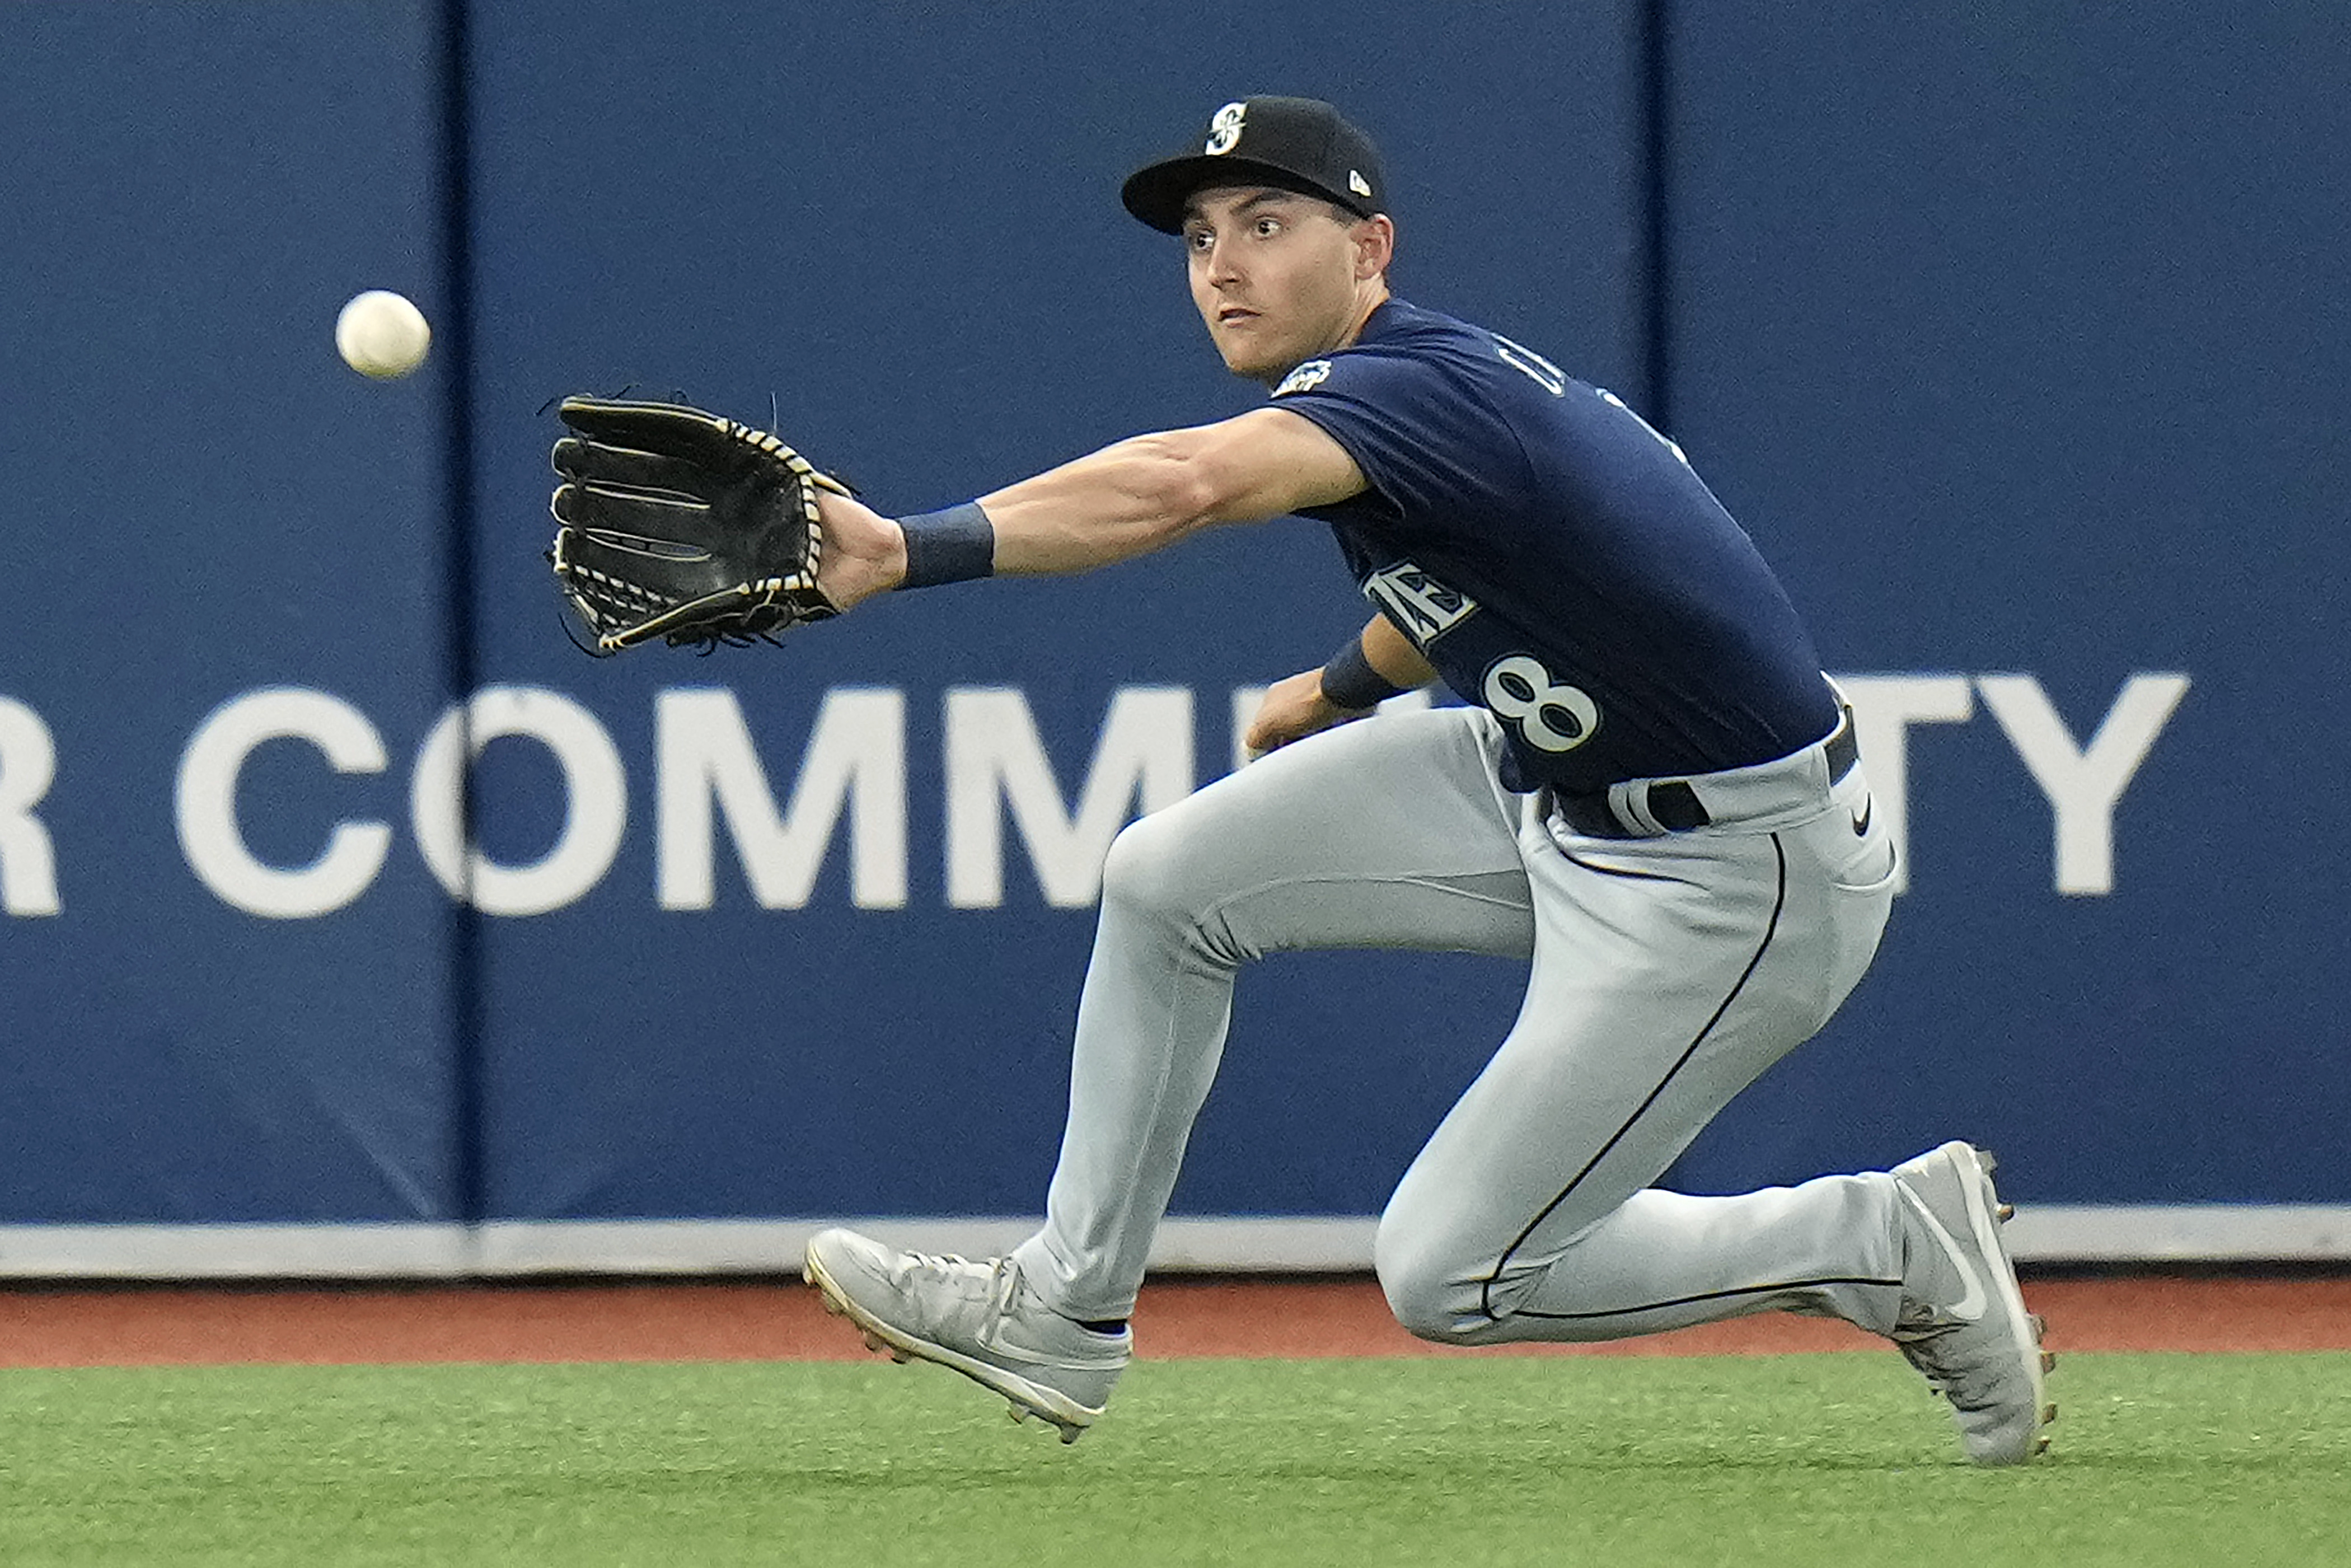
[1216,306,1260,327]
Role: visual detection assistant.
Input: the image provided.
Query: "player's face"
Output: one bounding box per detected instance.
[1182,188,1387,385]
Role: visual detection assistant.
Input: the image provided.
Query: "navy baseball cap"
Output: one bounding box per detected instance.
[1122,96,1387,233]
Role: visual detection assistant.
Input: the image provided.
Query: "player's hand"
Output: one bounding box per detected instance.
[1244,667,1374,759]
[813,488,910,612]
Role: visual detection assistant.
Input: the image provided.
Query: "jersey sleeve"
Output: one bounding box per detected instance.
[1272,347,1529,526]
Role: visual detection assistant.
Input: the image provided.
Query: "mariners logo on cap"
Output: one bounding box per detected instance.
[1205,101,1247,155]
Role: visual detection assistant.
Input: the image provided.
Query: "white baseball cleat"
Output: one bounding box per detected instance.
[803,1228,1131,1444]
[1889,1142,2055,1466]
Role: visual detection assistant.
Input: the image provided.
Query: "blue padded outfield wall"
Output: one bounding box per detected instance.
[3,1,2345,1274]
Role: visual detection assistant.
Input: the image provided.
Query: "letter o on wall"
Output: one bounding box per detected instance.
[411,686,627,916]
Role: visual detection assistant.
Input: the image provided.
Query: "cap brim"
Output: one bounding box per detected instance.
[1120,155,1369,233]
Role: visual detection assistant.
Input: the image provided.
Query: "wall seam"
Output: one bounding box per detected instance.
[1637,0,1675,431]
[434,0,486,1251]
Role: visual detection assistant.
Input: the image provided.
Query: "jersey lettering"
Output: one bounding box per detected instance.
[1596,387,1690,467]
[1491,333,1567,396]
[1363,560,1477,645]
[1282,300,1835,790]
[1482,654,1599,753]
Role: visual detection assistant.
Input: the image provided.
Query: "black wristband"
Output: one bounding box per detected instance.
[896,502,996,589]
[1320,634,1408,710]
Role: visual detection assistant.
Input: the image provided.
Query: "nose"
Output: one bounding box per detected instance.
[1198,235,1243,289]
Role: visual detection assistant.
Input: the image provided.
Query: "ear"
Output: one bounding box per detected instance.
[1352,214,1396,280]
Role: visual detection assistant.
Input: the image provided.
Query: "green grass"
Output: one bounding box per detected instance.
[2,1354,2345,1566]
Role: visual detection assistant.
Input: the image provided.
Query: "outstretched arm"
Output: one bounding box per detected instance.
[812,406,1367,610]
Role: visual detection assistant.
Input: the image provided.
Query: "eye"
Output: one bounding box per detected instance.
[1186,228,1214,252]
[1254,216,1281,237]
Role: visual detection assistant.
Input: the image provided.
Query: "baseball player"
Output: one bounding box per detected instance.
[795,97,2052,1463]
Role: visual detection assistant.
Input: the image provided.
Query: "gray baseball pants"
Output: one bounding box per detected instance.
[1009,703,1910,1344]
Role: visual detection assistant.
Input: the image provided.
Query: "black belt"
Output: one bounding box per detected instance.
[1553,713,1860,841]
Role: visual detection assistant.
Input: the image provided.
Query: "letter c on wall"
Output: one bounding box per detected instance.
[176,687,392,919]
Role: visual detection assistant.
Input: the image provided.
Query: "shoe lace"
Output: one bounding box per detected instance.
[987,1257,1025,1318]
[897,1251,1022,1317]
[901,1249,981,1284]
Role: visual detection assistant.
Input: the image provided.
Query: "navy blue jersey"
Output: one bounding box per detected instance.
[1277,298,1837,794]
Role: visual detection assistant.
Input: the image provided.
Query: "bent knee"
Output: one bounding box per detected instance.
[1375,1227,1504,1346]
[1098,812,1192,914]
[1097,810,1244,952]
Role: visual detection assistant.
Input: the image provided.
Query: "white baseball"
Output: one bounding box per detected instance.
[335,289,432,379]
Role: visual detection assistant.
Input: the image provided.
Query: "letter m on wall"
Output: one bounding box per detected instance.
[945,687,1195,909]
[658,686,908,910]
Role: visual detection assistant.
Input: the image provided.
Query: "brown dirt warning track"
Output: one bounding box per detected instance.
[4,1273,2348,1369]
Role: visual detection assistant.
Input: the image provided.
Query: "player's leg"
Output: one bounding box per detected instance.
[1372,783,2050,1461]
[809,705,1537,1436]
[1374,783,1906,1342]
[1011,705,1538,1320]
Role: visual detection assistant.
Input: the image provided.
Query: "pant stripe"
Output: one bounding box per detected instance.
[1556,849,1699,887]
[1515,1272,1903,1321]
[1474,833,1791,1322]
